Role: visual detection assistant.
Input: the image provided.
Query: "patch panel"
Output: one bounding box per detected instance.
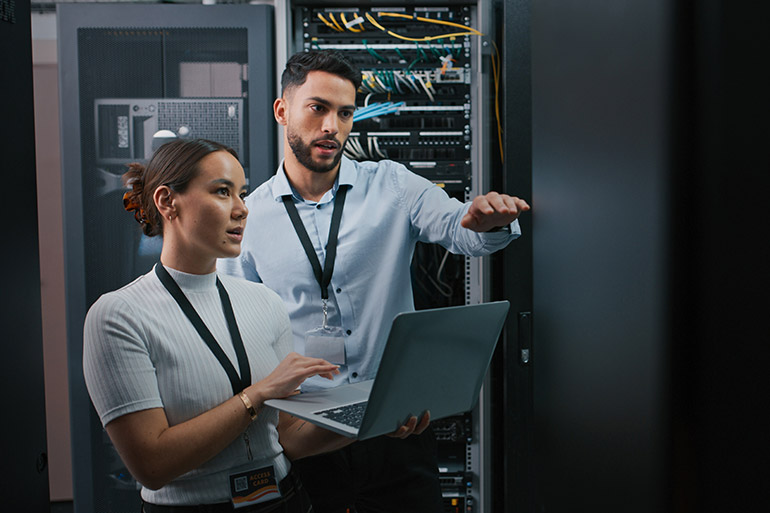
[299,4,474,190]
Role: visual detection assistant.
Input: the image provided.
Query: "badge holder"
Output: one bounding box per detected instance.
[304,299,346,365]
[229,464,282,509]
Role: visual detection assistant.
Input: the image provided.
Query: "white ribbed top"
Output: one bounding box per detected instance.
[83,265,292,505]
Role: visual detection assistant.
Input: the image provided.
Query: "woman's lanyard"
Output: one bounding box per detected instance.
[282,185,348,327]
[155,264,251,395]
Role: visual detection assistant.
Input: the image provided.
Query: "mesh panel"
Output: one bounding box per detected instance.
[157,99,243,156]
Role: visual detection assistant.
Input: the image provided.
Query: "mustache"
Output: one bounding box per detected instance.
[311,136,344,147]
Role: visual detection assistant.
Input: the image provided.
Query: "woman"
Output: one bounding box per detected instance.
[83,138,352,512]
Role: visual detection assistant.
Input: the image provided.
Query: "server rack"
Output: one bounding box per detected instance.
[289,3,499,511]
[57,5,275,512]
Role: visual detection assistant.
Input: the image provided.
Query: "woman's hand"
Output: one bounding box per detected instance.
[252,352,339,402]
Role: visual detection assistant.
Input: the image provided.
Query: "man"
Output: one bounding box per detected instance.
[221,50,530,513]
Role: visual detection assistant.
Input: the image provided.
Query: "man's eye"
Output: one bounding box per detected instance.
[340,111,353,119]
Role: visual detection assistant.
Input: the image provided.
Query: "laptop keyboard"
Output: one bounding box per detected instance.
[314,401,367,428]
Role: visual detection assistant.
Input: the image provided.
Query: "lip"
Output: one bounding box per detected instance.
[226,226,243,242]
[314,139,339,157]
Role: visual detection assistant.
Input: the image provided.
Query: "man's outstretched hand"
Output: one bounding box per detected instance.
[461,192,530,232]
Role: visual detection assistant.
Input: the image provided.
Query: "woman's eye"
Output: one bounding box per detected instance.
[217,187,230,196]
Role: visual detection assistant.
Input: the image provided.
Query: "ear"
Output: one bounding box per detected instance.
[274,97,288,126]
[153,185,176,221]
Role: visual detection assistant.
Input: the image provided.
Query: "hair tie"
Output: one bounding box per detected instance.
[122,191,147,224]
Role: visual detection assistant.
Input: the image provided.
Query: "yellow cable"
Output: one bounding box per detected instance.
[364,12,483,42]
[491,41,503,164]
[340,13,352,32]
[378,11,484,36]
[388,31,479,43]
[317,13,341,32]
[365,12,388,32]
[340,12,363,33]
[328,13,345,32]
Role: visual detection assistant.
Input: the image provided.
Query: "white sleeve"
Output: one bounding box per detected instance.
[82,293,163,427]
[393,163,521,256]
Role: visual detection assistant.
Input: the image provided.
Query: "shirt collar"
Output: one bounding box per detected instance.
[272,156,357,202]
[158,264,218,292]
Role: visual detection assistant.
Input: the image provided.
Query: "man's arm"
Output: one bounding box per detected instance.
[277,412,354,460]
[277,411,431,460]
[397,163,529,255]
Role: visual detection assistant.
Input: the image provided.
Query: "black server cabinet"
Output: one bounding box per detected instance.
[1,0,50,509]
[493,0,534,511]
[57,5,275,512]
[527,0,769,510]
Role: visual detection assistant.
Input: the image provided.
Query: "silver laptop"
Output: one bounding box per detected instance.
[264,301,510,440]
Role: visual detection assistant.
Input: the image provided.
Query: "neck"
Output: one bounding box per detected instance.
[160,242,216,275]
[283,144,339,202]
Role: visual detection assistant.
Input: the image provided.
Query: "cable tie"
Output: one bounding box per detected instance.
[345,15,365,29]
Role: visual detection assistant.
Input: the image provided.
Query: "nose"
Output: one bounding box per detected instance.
[233,196,248,220]
[321,111,339,135]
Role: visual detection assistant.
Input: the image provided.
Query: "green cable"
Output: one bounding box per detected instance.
[374,70,389,92]
[363,39,388,63]
[407,57,423,72]
[428,41,443,61]
[415,41,428,61]
[437,38,453,58]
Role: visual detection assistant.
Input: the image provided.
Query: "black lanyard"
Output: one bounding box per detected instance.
[155,264,251,395]
[282,185,348,301]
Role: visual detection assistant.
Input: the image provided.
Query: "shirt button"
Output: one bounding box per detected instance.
[352,372,358,378]
[336,288,342,293]
[346,330,352,335]
[316,204,322,209]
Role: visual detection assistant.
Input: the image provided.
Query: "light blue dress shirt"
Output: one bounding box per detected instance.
[220,156,520,390]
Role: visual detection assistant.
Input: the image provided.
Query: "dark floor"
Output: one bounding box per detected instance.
[51,501,74,513]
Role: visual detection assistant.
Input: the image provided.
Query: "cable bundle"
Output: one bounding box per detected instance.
[318,10,483,41]
[353,101,405,123]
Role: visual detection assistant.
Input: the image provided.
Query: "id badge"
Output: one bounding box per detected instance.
[304,325,346,365]
[229,465,282,509]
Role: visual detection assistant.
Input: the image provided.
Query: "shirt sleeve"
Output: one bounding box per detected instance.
[83,294,164,427]
[391,162,521,256]
[271,295,294,361]
[218,254,263,283]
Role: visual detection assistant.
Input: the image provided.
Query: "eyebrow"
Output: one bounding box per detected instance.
[306,96,357,111]
[211,178,248,190]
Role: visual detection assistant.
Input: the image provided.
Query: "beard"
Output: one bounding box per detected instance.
[287,129,345,174]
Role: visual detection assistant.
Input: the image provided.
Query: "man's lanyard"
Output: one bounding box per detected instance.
[282,185,349,303]
[155,264,251,395]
